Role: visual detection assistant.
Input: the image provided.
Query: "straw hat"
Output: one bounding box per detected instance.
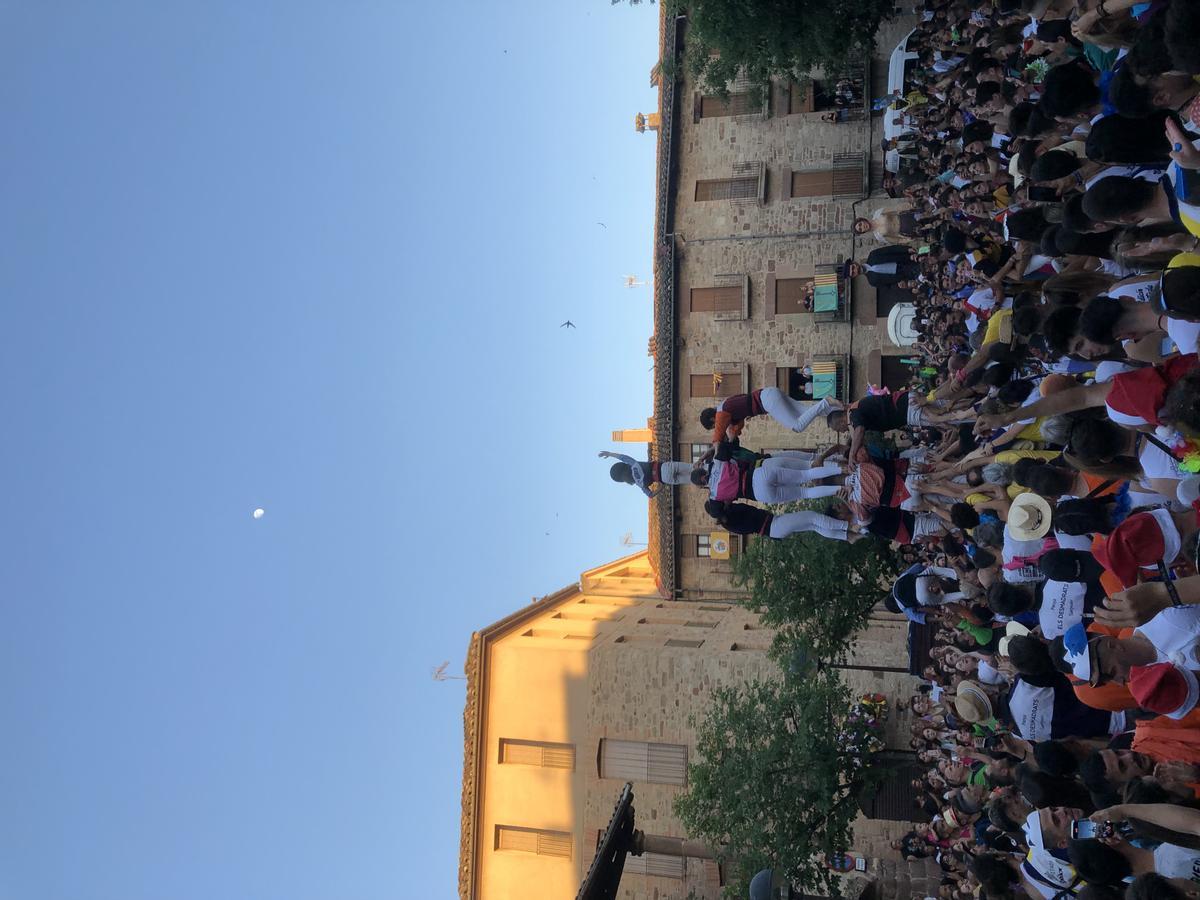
[1007,492,1053,542]
[953,680,994,724]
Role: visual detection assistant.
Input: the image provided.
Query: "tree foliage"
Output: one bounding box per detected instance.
[674,669,887,897]
[616,0,895,97]
[733,529,899,664]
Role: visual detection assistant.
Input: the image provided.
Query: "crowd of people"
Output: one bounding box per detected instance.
[604,0,1200,895]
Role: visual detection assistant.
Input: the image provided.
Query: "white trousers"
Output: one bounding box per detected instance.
[768,510,850,542]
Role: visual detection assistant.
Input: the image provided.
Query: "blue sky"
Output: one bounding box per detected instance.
[0,3,659,897]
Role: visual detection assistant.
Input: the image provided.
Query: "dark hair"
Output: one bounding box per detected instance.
[1082,177,1158,224]
[1166,0,1200,73]
[997,379,1035,406]
[1079,750,1111,795]
[609,462,633,483]
[962,120,995,145]
[982,364,1017,389]
[970,853,1016,897]
[1044,306,1082,356]
[1108,66,1155,118]
[825,409,847,429]
[1062,194,1096,235]
[974,547,999,569]
[1033,740,1080,777]
[703,499,727,519]
[1128,874,1190,900]
[1085,110,1179,165]
[699,407,717,429]
[1007,634,1059,679]
[1065,417,1139,475]
[1012,305,1042,336]
[987,582,1035,617]
[1040,548,1105,582]
[1078,295,1124,345]
[1125,10,1173,76]
[1040,63,1100,117]
[1014,458,1074,497]
[1031,149,1083,182]
[1006,207,1053,243]
[689,468,709,487]
[1068,839,1132,886]
[1019,765,1096,812]
[1036,18,1078,45]
[985,796,1025,834]
[951,502,981,530]
[1162,266,1200,321]
[1055,498,1116,535]
[1041,225,1066,258]
[1164,369,1200,435]
[1057,227,1117,260]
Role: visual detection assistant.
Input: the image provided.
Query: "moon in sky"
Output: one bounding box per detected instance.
[252,508,265,519]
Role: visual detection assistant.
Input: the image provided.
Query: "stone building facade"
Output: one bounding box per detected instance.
[641,9,919,602]
[458,553,935,900]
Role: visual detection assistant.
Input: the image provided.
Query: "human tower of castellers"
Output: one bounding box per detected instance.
[601,0,1200,894]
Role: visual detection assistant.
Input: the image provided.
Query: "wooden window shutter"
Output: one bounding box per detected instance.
[690,286,742,313]
[695,176,758,201]
[600,739,687,785]
[500,739,576,770]
[699,92,756,117]
[625,851,687,878]
[495,825,574,858]
[787,82,814,114]
[688,372,742,398]
[790,170,834,198]
[774,278,812,315]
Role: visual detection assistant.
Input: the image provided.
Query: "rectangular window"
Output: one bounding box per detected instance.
[522,629,592,642]
[665,638,705,649]
[699,92,757,117]
[625,852,687,879]
[614,634,662,645]
[787,81,814,115]
[687,442,709,464]
[495,825,573,858]
[599,739,688,785]
[689,285,743,313]
[688,372,742,399]
[699,604,731,612]
[499,739,576,770]
[637,617,717,628]
[731,642,770,652]
[695,176,758,202]
[696,535,711,558]
[774,277,813,315]
[790,170,835,198]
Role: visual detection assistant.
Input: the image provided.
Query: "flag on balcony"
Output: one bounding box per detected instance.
[812,272,839,313]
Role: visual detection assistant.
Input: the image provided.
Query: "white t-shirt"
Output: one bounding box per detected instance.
[1153,842,1200,882]
[977,658,1006,685]
[1024,850,1076,897]
[1168,317,1200,355]
[1039,580,1087,639]
[1139,435,1187,481]
[1003,529,1048,584]
[1010,679,1055,740]
[1137,603,1200,668]
[1110,275,1160,305]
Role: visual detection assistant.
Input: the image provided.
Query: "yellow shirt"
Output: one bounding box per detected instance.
[996,449,1059,464]
[983,308,1013,345]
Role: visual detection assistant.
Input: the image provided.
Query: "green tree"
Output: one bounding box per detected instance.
[617,0,895,97]
[674,669,887,897]
[733,529,898,664]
